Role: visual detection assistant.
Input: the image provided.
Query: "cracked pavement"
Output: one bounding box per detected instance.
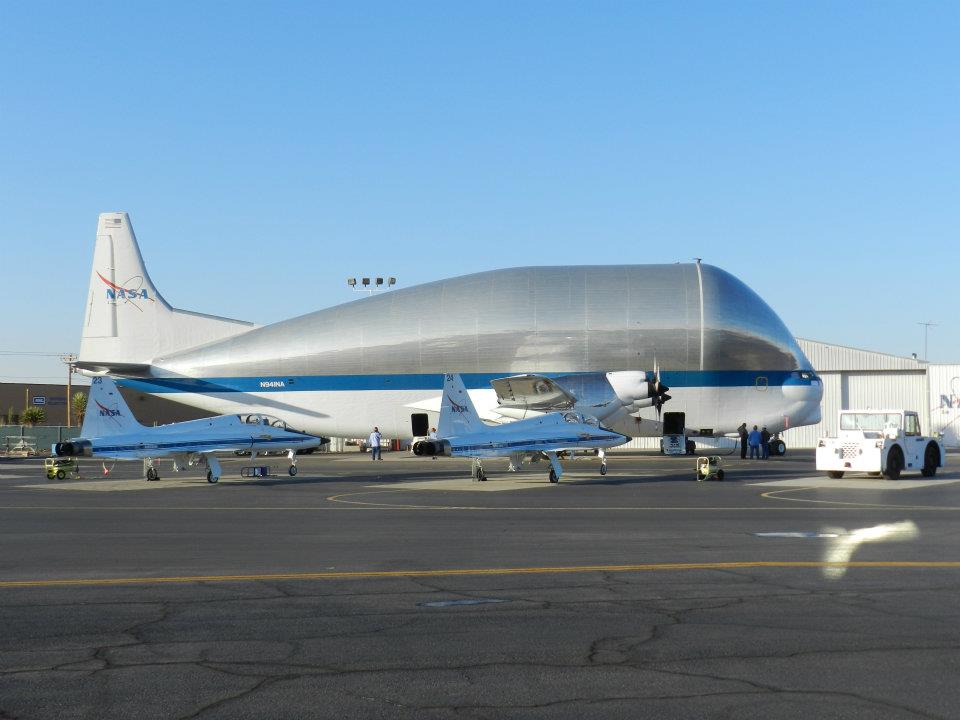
[0,452,958,719]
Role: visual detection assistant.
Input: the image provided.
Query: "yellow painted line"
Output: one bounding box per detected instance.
[759,486,960,510]
[3,561,960,589]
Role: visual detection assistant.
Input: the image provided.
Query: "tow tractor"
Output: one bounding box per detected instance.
[816,409,945,480]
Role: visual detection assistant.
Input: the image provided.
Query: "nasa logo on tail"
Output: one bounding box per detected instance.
[97,272,153,311]
[95,399,122,418]
[91,377,123,422]
[446,395,469,413]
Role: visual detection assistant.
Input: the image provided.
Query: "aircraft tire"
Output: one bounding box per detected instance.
[549,468,559,483]
[772,440,786,456]
[600,463,607,476]
[827,471,844,479]
[289,465,298,476]
[476,468,486,482]
[56,470,65,480]
[716,469,725,481]
[207,471,219,484]
[146,468,158,481]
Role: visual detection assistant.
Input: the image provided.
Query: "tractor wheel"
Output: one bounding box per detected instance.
[883,448,903,480]
[921,444,940,477]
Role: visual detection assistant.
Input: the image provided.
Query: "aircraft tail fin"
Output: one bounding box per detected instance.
[438,374,484,437]
[80,376,145,438]
[78,212,255,372]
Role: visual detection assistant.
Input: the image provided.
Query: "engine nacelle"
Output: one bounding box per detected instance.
[53,439,93,457]
[412,439,452,457]
[605,371,653,405]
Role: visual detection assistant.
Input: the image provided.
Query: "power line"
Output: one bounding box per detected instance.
[0,351,75,357]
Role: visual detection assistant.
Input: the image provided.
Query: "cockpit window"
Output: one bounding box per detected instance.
[240,414,288,430]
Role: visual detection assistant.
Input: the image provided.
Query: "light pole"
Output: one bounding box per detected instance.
[918,322,937,362]
[61,354,78,428]
[347,277,397,296]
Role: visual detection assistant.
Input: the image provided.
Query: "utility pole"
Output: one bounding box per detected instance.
[61,354,78,428]
[918,322,937,362]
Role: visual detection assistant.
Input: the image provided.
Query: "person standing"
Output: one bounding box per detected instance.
[368,426,382,461]
[428,427,438,460]
[760,426,771,460]
[737,423,748,459]
[747,425,761,460]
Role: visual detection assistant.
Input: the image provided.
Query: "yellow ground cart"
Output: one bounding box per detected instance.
[44,457,81,480]
[696,455,725,481]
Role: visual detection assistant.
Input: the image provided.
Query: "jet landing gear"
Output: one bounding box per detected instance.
[472,459,487,482]
[546,452,563,484]
[204,455,222,484]
[598,448,608,477]
[143,458,160,482]
[287,449,298,476]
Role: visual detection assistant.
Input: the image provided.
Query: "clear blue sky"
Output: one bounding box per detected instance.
[1,1,957,383]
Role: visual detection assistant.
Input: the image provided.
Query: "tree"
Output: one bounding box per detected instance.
[21,407,46,426]
[73,392,88,426]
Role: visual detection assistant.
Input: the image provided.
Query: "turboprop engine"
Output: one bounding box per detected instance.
[598,370,671,426]
[53,440,93,457]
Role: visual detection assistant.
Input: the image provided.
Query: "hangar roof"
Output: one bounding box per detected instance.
[797,338,926,373]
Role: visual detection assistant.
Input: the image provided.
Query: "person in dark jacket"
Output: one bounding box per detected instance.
[737,423,748,459]
[747,425,761,460]
[761,426,771,459]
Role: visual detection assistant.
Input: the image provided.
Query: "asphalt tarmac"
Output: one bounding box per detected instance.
[1,450,959,719]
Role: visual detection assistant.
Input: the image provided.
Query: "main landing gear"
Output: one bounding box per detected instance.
[287,449,298,476]
[546,451,563,484]
[472,458,487,482]
[204,455,222,484]
[143,458,160,482]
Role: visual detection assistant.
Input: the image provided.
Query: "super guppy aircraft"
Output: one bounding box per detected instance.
[76,213,822,444]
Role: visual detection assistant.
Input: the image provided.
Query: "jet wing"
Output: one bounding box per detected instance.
[490,374,577,411]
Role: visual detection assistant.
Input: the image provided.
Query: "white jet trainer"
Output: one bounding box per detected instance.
[411,374,629,482]
[53,377,323,482]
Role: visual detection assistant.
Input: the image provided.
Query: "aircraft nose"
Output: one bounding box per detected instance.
[782,373,823,404]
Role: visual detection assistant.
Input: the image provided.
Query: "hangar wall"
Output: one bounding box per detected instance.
[780,339,932,449]
[929,365,960,448]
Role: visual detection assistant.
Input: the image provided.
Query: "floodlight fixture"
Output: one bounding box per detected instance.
[347,278,356,287]
[375,277,383,286]
[388,277,396,286]
[362,277,370,286]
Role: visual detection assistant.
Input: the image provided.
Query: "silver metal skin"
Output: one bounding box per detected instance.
[157,264,807,376]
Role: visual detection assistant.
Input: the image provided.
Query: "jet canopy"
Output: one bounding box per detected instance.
[240,413,291,430]
[561,411,599,426]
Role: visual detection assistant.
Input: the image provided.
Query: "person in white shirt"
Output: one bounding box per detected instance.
[368,427,383,461]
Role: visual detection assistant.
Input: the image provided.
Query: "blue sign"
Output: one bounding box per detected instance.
[32,396,46,406]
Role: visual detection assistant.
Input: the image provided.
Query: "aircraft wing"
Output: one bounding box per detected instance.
[490,374,577,411]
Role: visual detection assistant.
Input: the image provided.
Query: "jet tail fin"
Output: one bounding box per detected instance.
[80,376,145,438]
[78,212,255,372]
[438,374,484,437]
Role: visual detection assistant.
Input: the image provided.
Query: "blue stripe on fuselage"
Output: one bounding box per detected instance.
[118,370,817,395]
